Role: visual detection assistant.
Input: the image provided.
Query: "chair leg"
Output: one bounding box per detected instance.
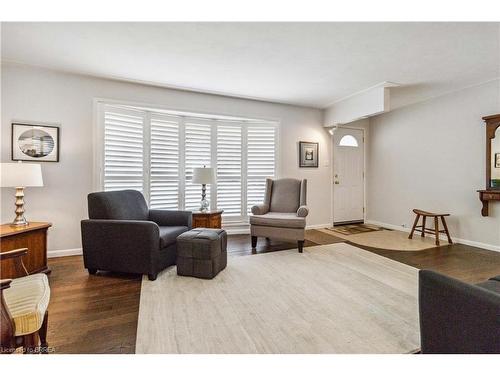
[23,332,39,354]
[87,268,97,275]
[251,236,257,248]
[298,240,304,253]
[408,214,420,239]
[440,216,453,244]
[148,273,157,281]
[421,216,426,237]
[39,311,48,354]
[434,217,440,246]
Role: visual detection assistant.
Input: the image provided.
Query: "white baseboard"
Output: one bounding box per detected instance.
[365,219,500,253]
[48,248,82,258]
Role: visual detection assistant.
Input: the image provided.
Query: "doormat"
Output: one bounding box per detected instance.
[325,224,387,236]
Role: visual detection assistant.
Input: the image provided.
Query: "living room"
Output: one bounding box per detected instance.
[0,1,499,372]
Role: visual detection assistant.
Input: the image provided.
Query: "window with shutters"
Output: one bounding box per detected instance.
[99,103,278,224]
[102,106,145,193]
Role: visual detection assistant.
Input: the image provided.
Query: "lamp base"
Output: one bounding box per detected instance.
[199,184,210,212]
[12,187,29,226]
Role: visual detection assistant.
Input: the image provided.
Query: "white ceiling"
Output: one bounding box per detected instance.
[1,22,499,108]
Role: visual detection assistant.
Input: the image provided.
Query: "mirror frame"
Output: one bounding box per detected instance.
[483,114,500,190]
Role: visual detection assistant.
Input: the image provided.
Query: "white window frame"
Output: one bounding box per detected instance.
[93,99,281,225]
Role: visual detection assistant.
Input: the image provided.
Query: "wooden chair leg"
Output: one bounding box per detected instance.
[23,332,39,354]
[434,217,440,246]
[298,240,304,253]
[440,216,453,244]
[421,216,426,237]
[39,311,48,354]
[251,236,257,248]
[408,214,420,239]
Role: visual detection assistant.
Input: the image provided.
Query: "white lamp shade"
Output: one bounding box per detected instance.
[1,162,43,187]
[192,167,216,184]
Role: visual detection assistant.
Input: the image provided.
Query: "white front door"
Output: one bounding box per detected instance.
[333,128,364,224]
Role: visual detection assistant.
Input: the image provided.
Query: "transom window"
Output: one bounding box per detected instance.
[338,134,359,147]
[98,104,278,223]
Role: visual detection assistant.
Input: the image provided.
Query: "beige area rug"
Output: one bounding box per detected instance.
[320,228,443,251]
[136,243,420,354]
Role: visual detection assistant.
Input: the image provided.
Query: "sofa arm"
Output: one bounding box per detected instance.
[419,270,500,354]
[149,210,192,229]
[81,219,160,274]
[251,204,269,215]
[296,205,309,217]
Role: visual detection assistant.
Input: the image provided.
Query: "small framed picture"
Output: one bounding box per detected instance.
[495,153,500,168]
[299,141,319,168]
[12,123,60,162]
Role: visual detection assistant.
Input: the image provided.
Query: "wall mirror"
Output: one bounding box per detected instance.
[491,126,500,189]
[478,114,500,216]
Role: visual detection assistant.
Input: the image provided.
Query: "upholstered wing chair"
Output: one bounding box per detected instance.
[250,178,308,252]
[81,190,192,281]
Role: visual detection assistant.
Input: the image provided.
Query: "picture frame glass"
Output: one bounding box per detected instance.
[12,123,59,162]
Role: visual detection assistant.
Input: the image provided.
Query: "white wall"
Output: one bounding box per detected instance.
[367,80,500,250]
[1,63,331,255]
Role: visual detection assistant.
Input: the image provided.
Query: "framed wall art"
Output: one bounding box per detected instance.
[12,122,60,162]
[299,141,319,168]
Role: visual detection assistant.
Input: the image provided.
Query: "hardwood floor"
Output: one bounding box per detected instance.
[45,229,500,353]
[357,243,500,284]
[47,256,141,354]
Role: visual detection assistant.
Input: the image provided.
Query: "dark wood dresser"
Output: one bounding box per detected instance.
[0,222,52,279]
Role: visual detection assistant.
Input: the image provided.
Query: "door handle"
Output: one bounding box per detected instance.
[334,181,340,184]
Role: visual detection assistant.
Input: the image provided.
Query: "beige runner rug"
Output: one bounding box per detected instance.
[136,243,420,354]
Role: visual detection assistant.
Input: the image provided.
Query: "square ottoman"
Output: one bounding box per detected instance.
[176,228,227,279]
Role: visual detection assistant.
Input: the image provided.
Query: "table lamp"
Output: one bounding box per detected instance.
[192,166,216,212]
[1,162,43,226]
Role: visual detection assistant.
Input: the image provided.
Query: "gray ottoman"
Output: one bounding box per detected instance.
[176,228,227,279]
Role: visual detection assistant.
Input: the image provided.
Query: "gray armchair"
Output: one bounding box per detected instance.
[81,190,192,280]
[250,178,308,252]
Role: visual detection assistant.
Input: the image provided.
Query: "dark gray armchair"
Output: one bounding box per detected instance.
[81,190,192,281]
[419,270,500,353]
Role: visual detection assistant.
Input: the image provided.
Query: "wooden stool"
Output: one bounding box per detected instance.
[408,209,452,246]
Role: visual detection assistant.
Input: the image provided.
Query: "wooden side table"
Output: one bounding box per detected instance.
[0,222,52,279]
[191,210,224,229]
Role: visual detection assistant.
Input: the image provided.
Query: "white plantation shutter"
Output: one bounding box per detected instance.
[216,123,242,217]
[149,114,180,209]
[184,119,212,211]
[103,106,145,192]
[100,103,278,223]
[247,124,276,213]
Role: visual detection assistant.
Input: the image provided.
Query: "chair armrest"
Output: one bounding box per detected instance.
[81,220,161,272]
[251,204,269,215]
[0,279,12,291]
[81,219,160,248]
[0,248,28,261]
[419,270,500,353]
[149,210,192,229]
[296,206,309,217]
